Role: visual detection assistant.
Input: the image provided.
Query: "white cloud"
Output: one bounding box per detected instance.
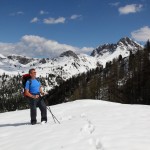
[80,47,94,53]
[40,10,49,15]
[118,4,143,15]
[131,26,150,42]
[0,35,93,58]
[9,11,24,16]
[29,14,81,25]
[17,11,24,15]
[30,17,40,23]
[109,2,120,7]
[70,14,82,20]
[43,17,66,24]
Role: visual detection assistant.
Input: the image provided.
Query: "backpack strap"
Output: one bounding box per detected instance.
[29,79,32,91]
[36,77,40,82]
[23,79,32,97]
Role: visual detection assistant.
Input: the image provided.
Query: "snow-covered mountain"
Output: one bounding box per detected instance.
[91,37,143,66]
[0,37,144,85]
[0,99,150,150]
[0,50,98,78]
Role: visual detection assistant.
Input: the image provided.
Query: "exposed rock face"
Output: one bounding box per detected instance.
[39,58,47,64]
[60,50,79,59]
[91,37,143,57]
[7,55,33,65]
[91,43,117,56]
[117,37,141,48]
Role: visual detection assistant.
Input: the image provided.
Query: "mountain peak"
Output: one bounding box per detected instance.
[117,37,142,48]
[60,50,79,59]
[119,37,131,42]
[91,43,117,57]
[90,37,143,66]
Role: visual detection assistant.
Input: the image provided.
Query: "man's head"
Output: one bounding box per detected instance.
[29,68,36,79]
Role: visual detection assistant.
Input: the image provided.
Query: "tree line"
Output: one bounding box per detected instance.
[46,40,150,105]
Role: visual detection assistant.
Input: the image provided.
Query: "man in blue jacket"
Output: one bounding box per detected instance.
[25,68,47,125]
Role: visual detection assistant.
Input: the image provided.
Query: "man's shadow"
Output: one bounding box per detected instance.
[0,122,30,127]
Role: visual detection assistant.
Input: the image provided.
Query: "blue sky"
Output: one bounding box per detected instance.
[0,0,150,58]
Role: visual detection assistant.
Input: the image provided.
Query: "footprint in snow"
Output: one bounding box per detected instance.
[80,113,87,118]
[81,121,95,134]
[59,115,74,121]
[96,138,104,150]
[89,138,104,150]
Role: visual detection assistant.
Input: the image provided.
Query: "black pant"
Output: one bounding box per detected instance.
[28,97,47,123]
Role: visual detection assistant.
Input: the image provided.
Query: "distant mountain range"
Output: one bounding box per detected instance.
[0,37,143,80]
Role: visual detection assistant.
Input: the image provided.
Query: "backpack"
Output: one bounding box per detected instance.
[22,74,31,96]
[22,74,40,96]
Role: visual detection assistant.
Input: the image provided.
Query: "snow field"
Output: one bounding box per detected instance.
[0,100,150,150]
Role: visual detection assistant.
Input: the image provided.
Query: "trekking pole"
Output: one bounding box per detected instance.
[47,106,60,124]
[42,93,60,124]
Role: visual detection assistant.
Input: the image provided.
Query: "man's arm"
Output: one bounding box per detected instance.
[25,89,39,99]
[40,86,45,96]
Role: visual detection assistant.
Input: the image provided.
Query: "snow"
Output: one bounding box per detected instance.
[0,54,6,59]
[0,53,97,77]
[98,46,130,66]
[0,99,150,150]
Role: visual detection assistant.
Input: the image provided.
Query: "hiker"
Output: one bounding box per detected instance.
[24,68,47,125]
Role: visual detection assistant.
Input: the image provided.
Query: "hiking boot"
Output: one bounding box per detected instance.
[31,120,37,125]
[41,121,47,125]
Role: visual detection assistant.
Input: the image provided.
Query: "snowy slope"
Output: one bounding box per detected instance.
[0,51,98,78]
[0,100,150,150]
[0,54,6,59]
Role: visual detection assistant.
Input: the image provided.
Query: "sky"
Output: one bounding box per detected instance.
[1,100,150,150]
[0,0,150,58]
